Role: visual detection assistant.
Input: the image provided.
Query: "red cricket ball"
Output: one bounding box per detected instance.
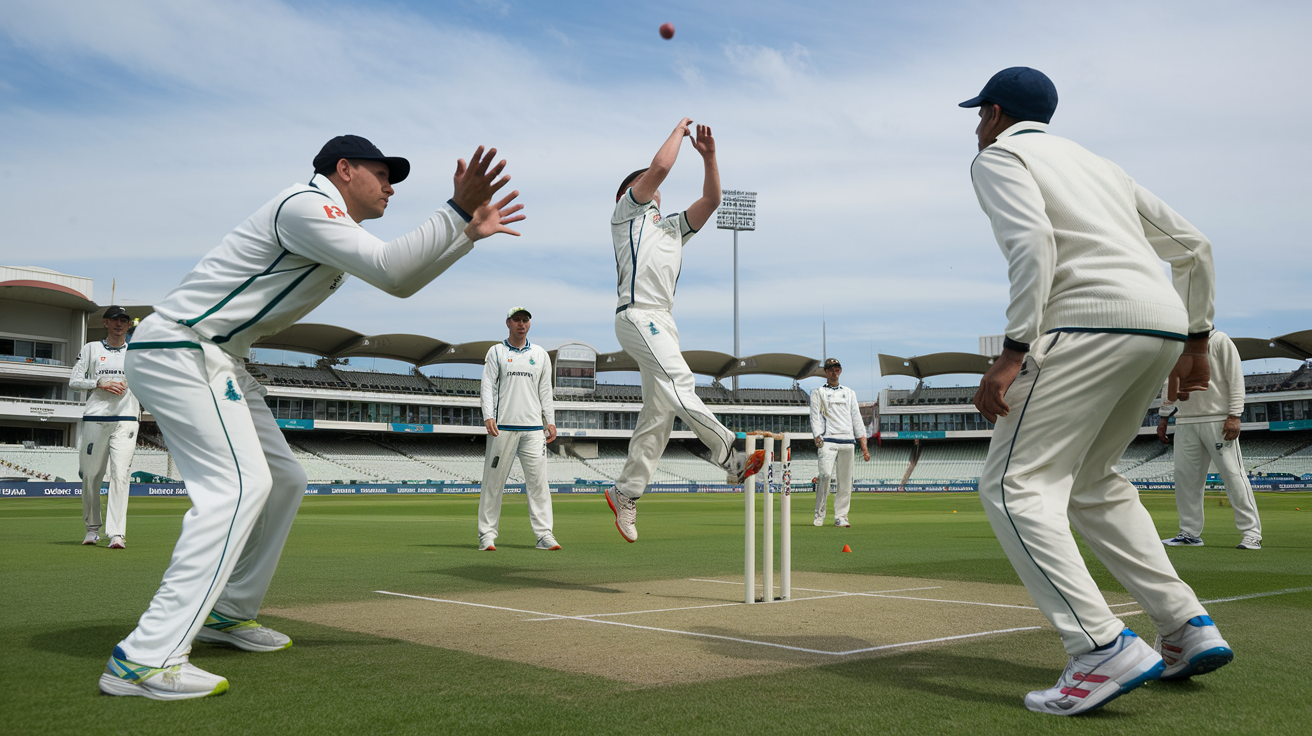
[659,22,675,40]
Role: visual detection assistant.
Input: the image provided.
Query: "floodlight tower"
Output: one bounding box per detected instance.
[717,190,756,393]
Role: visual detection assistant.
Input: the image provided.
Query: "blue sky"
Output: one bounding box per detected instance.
[3,0,1309,396]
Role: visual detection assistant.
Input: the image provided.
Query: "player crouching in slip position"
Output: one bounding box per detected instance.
[964,67,1232,716]
[99,135,523,700]
[810,358,869,527]
[605,118,764,542]
[477,307,560,552]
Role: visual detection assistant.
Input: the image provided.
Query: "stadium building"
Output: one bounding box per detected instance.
[2,266,1309,491]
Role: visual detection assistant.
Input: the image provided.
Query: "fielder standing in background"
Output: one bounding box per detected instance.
[1158,330,1262,550]
[965,67,1232,716]
[99,135,523,701]
[809,358,869,527]
[604,118,763,544]
[69,305,140,549]
[478,307,559,552]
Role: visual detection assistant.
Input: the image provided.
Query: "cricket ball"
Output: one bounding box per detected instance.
[660,22,675,40]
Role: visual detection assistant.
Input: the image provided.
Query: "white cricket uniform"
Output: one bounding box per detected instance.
[973,121,1216,656]
[809,383,863,522]
[119,173,474,668]
[611,188,737,498]
[69,340,140,538]
[478,340,556,541]
[1160,331,1261,540]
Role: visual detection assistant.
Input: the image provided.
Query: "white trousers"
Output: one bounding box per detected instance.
[979,332,1207,656]
[79,419,137,537]
[1172,421,1262,539]
[478,430,553,540]
[118,318,308,667]
[814,442,854,520]
[614,308,736,499]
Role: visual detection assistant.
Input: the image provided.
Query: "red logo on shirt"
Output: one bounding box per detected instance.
[323,205,346,219]
[99,356,106,361]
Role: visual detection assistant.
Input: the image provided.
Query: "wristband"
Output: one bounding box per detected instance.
[1002,337,1030,354]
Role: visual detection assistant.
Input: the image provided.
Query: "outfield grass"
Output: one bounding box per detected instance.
[3,491,1309,734]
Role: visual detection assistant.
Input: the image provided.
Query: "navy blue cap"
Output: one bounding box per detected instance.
[103,305,130,320]
[959,67,1058,124]
[313,135,410,184]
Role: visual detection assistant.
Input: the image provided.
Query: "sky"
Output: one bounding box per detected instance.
[3,0,1309,397]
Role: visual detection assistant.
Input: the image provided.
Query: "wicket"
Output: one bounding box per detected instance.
[744,431,793,603]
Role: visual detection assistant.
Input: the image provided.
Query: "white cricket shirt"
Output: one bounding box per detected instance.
[810,383,863,442]
[972,121,1215,349]
[611,188,697,312]
[68,340,140,420]
[151,174,473,357]
[1160,331,1246,424]
[481,340,555,430]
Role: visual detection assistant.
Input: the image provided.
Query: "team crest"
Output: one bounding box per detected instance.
[529,358,536,365]
[225,378,242,402]
[1215,443,1224,451]
[649,322,660,335]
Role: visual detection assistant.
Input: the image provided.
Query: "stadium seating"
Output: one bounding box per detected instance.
[908,442,989,480]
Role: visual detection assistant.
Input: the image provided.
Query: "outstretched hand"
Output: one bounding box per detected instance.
[466,190,524,242]
[452,146,510,216]
[674,117,693,138]
[692,124,715,158]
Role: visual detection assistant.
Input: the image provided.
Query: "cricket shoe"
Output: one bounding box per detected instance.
[536,534,562,551]
[1154,615,1233,680]
[82,531,100,545]
[98,647,228,700]
[1023,629,1164,716]
[834,517,850,528]
[479,533,497,551]
[1236,535,1262,550]
[605,487,638,542]
[195,611,292,652]
[813,516,825,527]
[108,535,126,549]
[1162,533,1204,547]
[724,448,766,485]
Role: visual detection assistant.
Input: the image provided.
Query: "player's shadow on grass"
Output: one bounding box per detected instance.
[432,564,622,594]
[28,624,125,660]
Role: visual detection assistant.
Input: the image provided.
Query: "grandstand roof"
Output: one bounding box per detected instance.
[251,323,821,379]
[0,280,96,312]
[1233,330,1312,361]
[878,352,996,379]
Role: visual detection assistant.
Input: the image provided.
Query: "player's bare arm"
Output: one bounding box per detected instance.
[684,124,721,231]
[973,347,1025,423]
[1168,336,1210,402]
[859,437,870,462]
[631,118,692,204]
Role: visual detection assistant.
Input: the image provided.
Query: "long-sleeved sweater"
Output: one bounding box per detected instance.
[971,121,1215,350]
[1160,330,1245,424]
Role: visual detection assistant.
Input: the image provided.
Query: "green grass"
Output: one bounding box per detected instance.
[3,491,1309,734]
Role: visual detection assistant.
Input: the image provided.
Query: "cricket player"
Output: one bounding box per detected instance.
[478,307,559,552]
[1158,330,1262,550]
[99,135,523,700]
[964,67,1232,716]
[809,358,869,527]
[604,118,763,543]
[69,305,140,549]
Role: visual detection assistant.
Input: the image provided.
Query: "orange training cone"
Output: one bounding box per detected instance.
[841,544,851,553]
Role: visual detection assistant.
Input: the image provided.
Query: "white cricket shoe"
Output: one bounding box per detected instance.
[724,448,766,485]
[98,647,228,700]
[1154,615,1233,680]
[479,533,497,551]
[82,531,100,545]
[536,534,562,551]
[813,516,824,527]
[605,487,638,543]
[834,517,850,528]
[107,535,126,549]
[1236,535,1262,550]
[1162,533,1204,547]
[195,611,292,652]
[1023,629,1163,716]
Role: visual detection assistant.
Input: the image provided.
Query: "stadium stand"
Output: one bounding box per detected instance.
[1114,438,1170,475]
[335,369,437,395]
[856,443,915,481]
[245,363,347,388]
[290,435,453,483]
[885,386,977,407]
[908,442,990,480]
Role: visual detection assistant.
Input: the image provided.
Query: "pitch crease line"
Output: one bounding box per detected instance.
[518,592,865,622]
[1199,586,1312,604]
[374,591,1039,656]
